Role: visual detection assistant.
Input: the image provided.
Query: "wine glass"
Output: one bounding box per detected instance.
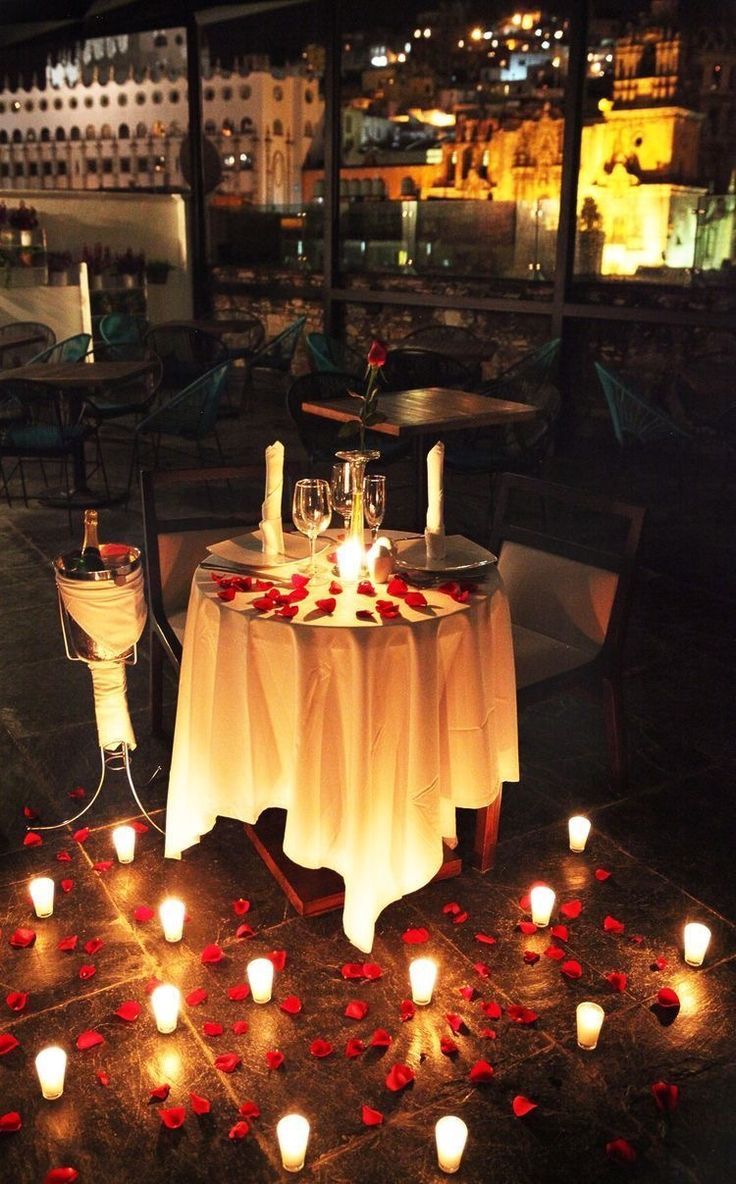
[292,478,332,578]
[330,462,354,537]
[363,474,387,545]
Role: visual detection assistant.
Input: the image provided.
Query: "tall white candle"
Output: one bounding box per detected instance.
[29,876,55,918]
[151,984,180,1034]
[337,538,363,583]
[435,1115,468,1174]
[683,922,711,967]
[568,815,591,852]
[530,884,556,927]
[576,1001,605,1050]
[277,1114,310,1172]
[159,898,185,943]
[112,825,136,864]
[35,1046,67,1100]
[409,957,437,1006]
[247,957,274,1004]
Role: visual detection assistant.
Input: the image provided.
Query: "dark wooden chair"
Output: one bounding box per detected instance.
[472,472,645,872]
[382,346,475,393]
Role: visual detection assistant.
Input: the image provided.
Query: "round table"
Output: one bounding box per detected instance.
[165,543,519,951]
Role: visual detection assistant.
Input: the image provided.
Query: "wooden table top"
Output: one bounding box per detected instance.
[302,387,537,438]
[0,357,154,390]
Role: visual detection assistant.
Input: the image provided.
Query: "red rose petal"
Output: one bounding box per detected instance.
[513,1095,538,1117]
[443,901,462,915]
[440,1036,459,1056]
[280,995,303,1015]
[473,962,491,978]
[517,920,537,935]
[267,949,287,972]
[657,987,680,1009]
[73,827,90,843]
[369,1028,392,1048]
[386,576,408,596]
[9,928,36,948]
[480,1027,498,1040]
[595,868,612,881]
[84,937,103,955]
[523,950,540,965]
[0,1034,20,1056]
[92,861,113,874]
[361,1105,384,1126]
[61,879,74,893]
[114,1001,141,1023]
[402,927,429,944]
[399,1000,416,1022]
[603,915,625,935]
[345,1000,369,1021]
[329,580,343,595]
[186,988,208,1007]
[160,1107,186,1129]
[651,1081,679,1112]
[507,1005,538,1025]
[131,821,149,834]
[23,805,40,820]
[56,850,72,863]
[550,925,569,942]
[315,597,336,614]
[266,1050,284,1070]
[287,586,309,603]
[217,587,236,602]
[229,1120,250,1140]
[239,1101,261,1119]
[235,923,255,939]
[76,1029,104,1050]
[560,960,583,980]
[345,1038,365,1058]
[275,604,298,619]
[341,963,365,979]
[45,1170,79,1184]
[232,898,251,915]
[362,963,383,980]
[252,596,274,612]
[385,1063,415,1091]
[544,945,565,961]
[480,1001,501,1019]
[133,906,154,923]
[356,609,375,621]
[651,956,667,972]
[475,932,497,946]
[606,971,628,993]
[58,935,78,951]
[96,1070,110,1087]
[606,1138,637,1165]
[310,1038,334,1058]
[518,892,531,911]
[203,1021,223,1038]
[149,1083,170,1101]
[0,1111,22,1133]
[629,934,645,945]
[232,1020,249,1035]
[214,1053,242,1073]
[404,591,427,608]
[357,580,375,596]
[469,1059,494,1083]
[145,978,163,994]
[24,831,42,847]
[69,787,86,800]
[200,944,224,964]
[445,1013,468,1035]
[459,986,477,1001]
[6,992,28,1012]
[560,899,582,920]
[290,572,310,589]
[228,983,250,1001]
[190,1092,211,1115]
[79,964,97,980]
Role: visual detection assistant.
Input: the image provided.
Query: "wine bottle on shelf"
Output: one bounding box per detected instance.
[78,509,107,572]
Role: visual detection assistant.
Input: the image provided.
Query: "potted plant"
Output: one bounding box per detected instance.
[114,248,145,289]
[145,258,174,285]
[81,243,113,290]
[48,250,73,287]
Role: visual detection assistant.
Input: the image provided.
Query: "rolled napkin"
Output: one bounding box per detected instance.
[260,441,285,556]
[425,440,446,561]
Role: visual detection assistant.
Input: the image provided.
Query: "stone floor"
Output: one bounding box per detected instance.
[0,380,734,1183]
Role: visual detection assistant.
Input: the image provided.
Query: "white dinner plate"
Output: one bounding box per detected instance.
[394,535,497,577]
[205,530,331,569]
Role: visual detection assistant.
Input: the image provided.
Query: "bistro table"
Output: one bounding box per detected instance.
[302,386,538,527]
[164,536,519,952]
[0,357,157,507]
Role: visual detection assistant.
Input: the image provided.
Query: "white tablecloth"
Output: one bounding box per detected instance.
[165,544,519,951]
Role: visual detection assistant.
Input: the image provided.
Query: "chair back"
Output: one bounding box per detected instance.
[286,370,357,463]
[144,324,228,393]
[219,315,265,355]
[0,321,55,368]
[138,361,230,441]
[100,313,144,346]
[306,332,363,376]
[251,316,306,373]
[594,362,693,446]
[382,346,474,393]
[30,333,91,364]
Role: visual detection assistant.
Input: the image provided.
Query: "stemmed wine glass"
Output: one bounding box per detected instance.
[292,478,332,578]
[363,474,387,546]
[330,462,354,537]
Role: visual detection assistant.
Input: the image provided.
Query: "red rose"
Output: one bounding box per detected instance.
[367,339,388,368]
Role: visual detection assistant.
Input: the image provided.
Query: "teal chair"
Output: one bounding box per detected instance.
[99,314,147,360]
[244,316,305,409]
[29,333,91,364]
[305,331,364,377]
[594,362,695,447]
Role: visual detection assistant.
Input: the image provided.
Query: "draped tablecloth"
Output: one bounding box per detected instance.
[165,549,519,951]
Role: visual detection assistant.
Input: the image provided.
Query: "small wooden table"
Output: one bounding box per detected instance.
[302,386,537,526]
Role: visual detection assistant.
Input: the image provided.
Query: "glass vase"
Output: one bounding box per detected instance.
[335,448,380,553]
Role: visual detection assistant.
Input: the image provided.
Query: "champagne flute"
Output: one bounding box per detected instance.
[363,474,387,546]
[292,478,332,578]
[330,462,354,537]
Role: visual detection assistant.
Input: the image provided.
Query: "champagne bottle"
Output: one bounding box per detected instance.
[78,509,106,572]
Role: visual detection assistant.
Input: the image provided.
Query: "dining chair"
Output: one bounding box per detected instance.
[244,315,307,407]
[0,321,55,368]
[82,352,163,484]
[144,323,229,401]
[400,324,493,386]
[381,346,475,393]
[594,362,695,448]
[140,461,296,736]
[286,370,410,471]
[98,313,148,360]
[305,331,364,377]
[29,333,92,365]
[472,472,645,870]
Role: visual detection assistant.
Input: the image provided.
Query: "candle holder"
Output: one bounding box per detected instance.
[683,922,711,967]
[277,1113,310,1172]
[151,984,180,1034]
[159,898,186,943]
[409,957,437,1006]
[36,1046,67,1100]
[112,824,136,864]
[335,449,380,568]
[29,876,55,918]
[530,884,556,927]
[568,815,591,852]
[576,1001,605,1050]
[435,1115,468,1174]
[247,957,274,1004]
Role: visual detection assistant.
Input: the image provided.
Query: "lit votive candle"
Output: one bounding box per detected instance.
[112,824,136,864]
[29,876,55,918]
[159,897,185,943]
[336,538,363,583]
[530,884,556,927]
[435,1115,469,1174]
[35,1046,67,1100]
[568,815,591,853]
[151,984,180,1034]
[247,957,274,1004]
[683,922,711,967]
[409,957,437,1006]
[277,1113,310,1172]
[576,1001,605,1050]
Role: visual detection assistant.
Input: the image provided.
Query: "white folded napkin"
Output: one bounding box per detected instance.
[425,440,446,561]
[259,441,285,556]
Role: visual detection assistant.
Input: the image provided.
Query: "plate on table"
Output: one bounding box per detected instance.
[205,530,331,570]
[394,535,497,580]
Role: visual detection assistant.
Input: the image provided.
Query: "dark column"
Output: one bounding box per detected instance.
[320,0,341,336]
[186,16,211,317]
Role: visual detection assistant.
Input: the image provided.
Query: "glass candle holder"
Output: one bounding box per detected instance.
[336,538,363,583]
[683,922,711,967]
[29,876,55,918]
[435,1115,468,1174]
[151,984,180,1034]
[277,1113,310,1172]
[247,957,274,1004]
[159,898,185,943]
[576,1001,605,1050]
[35,1046,67,1100]
[112,824,136,864]
[568,815,591,852]
[409,957,437,1006]
[530,884,556,927]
